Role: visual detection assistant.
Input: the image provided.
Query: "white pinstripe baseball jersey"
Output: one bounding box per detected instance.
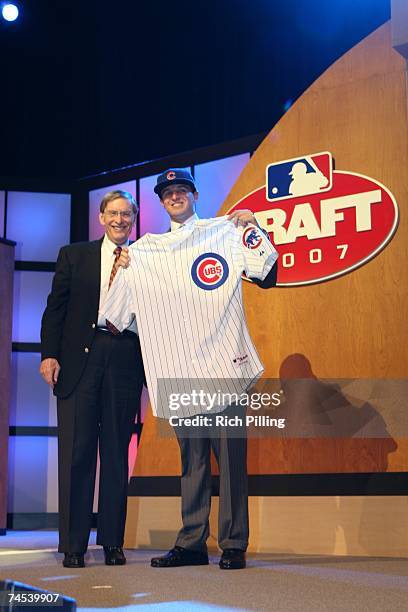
[101,216,278,418]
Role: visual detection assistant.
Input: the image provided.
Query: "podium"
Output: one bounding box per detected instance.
[0,238,15,535]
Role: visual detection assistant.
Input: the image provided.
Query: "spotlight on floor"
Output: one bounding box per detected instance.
[2,3,19,22]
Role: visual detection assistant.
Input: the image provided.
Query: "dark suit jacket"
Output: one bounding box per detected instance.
[41,238,106,399]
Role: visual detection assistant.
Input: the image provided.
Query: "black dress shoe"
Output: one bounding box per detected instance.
[103,546,127,565]
[219,549,246,570]
[151,546,209,567]
[63,553,85,568]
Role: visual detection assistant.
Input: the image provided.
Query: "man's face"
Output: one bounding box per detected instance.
[160,184,198,223]
[99,197,136,245]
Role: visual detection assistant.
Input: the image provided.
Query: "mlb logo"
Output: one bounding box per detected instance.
[266,152,333,202]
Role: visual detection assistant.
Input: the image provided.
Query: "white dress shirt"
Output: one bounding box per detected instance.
[170,212,199,232]
[97,234,137,333]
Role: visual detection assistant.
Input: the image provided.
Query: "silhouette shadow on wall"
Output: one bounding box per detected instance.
[248,353,397,473]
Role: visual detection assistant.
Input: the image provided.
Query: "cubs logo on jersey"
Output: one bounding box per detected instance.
[191,252,229,290]
[266,152,333,202]
[242,226,263,249]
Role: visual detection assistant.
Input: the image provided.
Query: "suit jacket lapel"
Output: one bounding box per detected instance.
[84,238,103,315]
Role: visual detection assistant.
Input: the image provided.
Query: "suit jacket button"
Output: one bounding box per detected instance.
[91,323,96,328]
[85,347,89,353]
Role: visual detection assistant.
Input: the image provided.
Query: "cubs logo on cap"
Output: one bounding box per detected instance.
[242,226,263,249]
[191,253,229,290]
[154,168,197,197]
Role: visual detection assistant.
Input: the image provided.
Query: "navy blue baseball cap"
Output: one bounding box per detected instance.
[154,168,197,197]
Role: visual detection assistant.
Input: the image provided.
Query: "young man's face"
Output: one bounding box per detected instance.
[160,184,198,223]
[99,197,136,245]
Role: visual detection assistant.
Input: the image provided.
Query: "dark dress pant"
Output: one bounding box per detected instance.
[57,330,143,553]
[174,405,249,552]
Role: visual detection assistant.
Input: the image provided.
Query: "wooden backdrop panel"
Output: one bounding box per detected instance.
[133,23,408,478]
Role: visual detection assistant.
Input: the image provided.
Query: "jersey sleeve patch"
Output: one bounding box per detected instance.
[242,226,264,250]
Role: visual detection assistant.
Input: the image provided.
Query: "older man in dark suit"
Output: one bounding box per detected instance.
[40,190,144,568]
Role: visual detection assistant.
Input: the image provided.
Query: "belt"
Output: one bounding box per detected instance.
[97,327,134,337]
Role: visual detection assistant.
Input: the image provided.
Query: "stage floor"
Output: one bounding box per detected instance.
[1,530,408,611]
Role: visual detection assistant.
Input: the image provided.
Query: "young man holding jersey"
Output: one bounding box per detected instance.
[102,168,278,570]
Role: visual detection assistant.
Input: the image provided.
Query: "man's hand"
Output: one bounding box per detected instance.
[228,209,260,228]
[115,247,130,270]
[40,358,61,387]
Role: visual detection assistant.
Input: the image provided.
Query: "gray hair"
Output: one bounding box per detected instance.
[100,190,138,215]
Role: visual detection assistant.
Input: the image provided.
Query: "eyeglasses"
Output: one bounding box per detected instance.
[104,210,133,219]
